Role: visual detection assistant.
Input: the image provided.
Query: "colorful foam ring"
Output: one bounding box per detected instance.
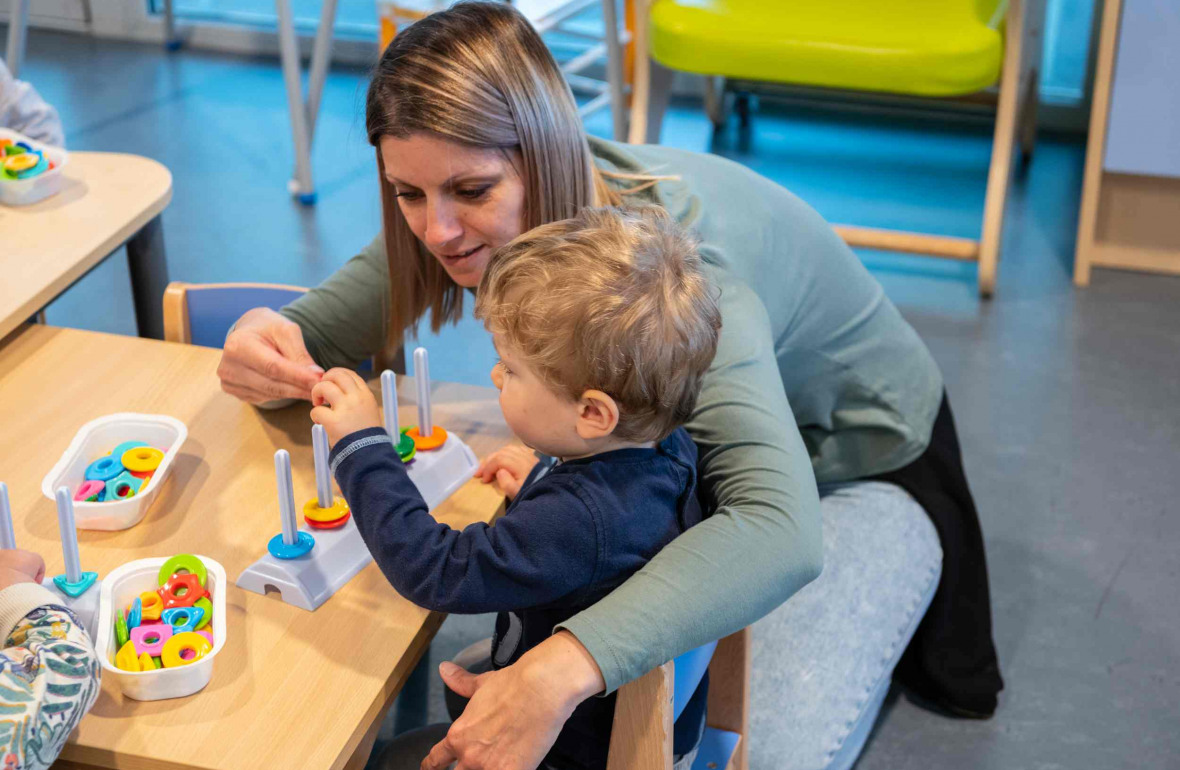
[126,597,143,630]
[139,590,163,621]
[130,623,173,657]
[302,497,351,530]
[115,641,141,672]
[160,631,212,669]
[15,155,47,180]
[403,425,448,452]
[139,652,159,670]
[84,455,123,482]
[395,432,417,462]
[158,554,207,588]
[192,597,212,630]
[102,471,142,502]
[74,480,104,502]
[161,606,204,634]
[197,631,213,646]
[3,151,40,174]
[160,573,204,609]
[115,609,130,648]
[121,446,164,474]
[110,441,148,459]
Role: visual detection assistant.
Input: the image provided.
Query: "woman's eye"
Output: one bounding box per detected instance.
[457,186,491,201]
[394,190,422,202]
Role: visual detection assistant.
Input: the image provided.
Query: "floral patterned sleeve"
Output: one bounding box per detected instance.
[0,604,100,770]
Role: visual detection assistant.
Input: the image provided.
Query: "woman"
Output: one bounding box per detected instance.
[217,4,1002,768]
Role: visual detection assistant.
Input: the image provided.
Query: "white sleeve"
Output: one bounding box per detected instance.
[0,61,65,148]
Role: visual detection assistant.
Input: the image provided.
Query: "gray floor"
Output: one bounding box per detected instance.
[7,28,1180,770]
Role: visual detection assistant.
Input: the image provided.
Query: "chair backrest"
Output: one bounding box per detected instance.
[607,628,750,770]
[162,282,307,348]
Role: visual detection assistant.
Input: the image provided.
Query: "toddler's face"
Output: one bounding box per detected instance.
[490,337,582,458]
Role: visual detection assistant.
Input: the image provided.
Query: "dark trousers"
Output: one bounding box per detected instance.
[872,393,1005,716]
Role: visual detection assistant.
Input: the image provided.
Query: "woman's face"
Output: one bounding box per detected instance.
[380,134,526,288]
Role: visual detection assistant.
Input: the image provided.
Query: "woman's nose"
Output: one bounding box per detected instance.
[424,199,463,250]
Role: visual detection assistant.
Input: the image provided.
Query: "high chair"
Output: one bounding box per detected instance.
[627,0,1047,296]
[606,627,750,770]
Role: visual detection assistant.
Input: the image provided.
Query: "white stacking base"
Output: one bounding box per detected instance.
[41,578,102,640]
[236,433,478,611]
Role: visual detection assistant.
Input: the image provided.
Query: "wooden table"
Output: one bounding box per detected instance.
[0,324,512,770]
[0,153,173,343]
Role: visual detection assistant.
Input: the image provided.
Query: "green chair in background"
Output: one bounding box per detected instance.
[627,0,1046,296]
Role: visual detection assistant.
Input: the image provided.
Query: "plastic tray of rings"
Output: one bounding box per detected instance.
[236,348,478,611]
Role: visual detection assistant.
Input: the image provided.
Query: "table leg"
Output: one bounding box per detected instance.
[126,215,170,339]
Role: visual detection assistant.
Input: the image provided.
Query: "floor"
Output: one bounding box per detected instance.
[6,27,1180,770]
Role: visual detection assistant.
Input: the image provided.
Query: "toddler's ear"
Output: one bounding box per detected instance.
[575,390,619,439]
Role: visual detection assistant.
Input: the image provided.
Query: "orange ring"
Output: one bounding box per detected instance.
[405,425,448,451]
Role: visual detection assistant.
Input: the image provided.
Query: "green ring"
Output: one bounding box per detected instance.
[158,554,207,588]
[396,433,417,462]
[193,597,213,630]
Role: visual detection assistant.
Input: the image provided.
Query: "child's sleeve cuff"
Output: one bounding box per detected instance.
[328,427,395,478]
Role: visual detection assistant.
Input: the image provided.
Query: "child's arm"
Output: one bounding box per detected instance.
[329,428,598,614]
[0,62,65,148]
[0,582,101,770]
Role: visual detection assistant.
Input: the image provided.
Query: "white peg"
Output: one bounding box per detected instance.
[0,483,15,550]
[413,347,433,437]
[381,369,400,438]
[53,487,82,583]
[275,450,298,546]
[312,425,333,508]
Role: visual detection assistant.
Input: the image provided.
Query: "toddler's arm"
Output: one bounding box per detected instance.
[330,429,597,613]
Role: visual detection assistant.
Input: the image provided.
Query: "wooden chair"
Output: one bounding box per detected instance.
[627,0,1047,296]
[162,281,309,347]
[607,627,750,770]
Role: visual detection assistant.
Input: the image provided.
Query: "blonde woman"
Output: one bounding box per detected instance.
[216,3,1002,768]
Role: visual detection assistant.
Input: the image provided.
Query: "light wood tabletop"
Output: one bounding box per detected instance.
[0,152,173,342]
[0,324,512,770]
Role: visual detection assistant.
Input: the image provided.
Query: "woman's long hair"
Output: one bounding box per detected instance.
[366,1,630,352]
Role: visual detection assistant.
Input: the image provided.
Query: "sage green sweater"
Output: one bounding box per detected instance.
[280,138,943,692]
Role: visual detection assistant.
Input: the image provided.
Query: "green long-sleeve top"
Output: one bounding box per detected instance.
[280,138,944,692]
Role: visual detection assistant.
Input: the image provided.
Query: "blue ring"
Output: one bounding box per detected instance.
[268,531,315,560]
[85,456,123,481]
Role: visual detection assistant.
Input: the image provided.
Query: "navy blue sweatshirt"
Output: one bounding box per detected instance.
[329,426,707,769]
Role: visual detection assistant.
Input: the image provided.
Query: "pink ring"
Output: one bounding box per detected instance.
[75,480,104,501]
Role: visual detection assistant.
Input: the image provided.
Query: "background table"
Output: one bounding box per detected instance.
[0,152,172,342]
[0,324,512,770]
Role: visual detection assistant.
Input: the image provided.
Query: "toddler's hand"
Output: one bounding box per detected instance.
[310,368,382,446]
[0,549,46,593]
[474,445,539,500]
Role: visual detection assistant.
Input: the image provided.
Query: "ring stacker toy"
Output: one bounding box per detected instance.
[237,347,478,611]
[39,487,102,637]
[404,347,448,450]
[382,369,416,463]
[303,425,351,530]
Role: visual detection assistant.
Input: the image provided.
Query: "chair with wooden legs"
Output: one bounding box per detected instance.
[606,627,750,770]
[627,0,1046,296]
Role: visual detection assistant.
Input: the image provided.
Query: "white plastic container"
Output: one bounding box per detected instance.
[95,556,227,701]
[0,127,68,206]
[42,413,187,531]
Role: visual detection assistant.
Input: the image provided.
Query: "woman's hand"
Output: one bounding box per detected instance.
[310,368,383,446]
[473,445,539,500]
[422,631,605,770]
[0,550,46,593]
[217,308,325,404]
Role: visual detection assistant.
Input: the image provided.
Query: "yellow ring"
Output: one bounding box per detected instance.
[3,153,38,173]
[121,447,164,473]
[302,497,350,523]
[160,631,212,668]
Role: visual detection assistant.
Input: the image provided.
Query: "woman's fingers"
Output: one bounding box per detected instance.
[420,740,458,770]
[220,356,318,403]
[219,313,324,402]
